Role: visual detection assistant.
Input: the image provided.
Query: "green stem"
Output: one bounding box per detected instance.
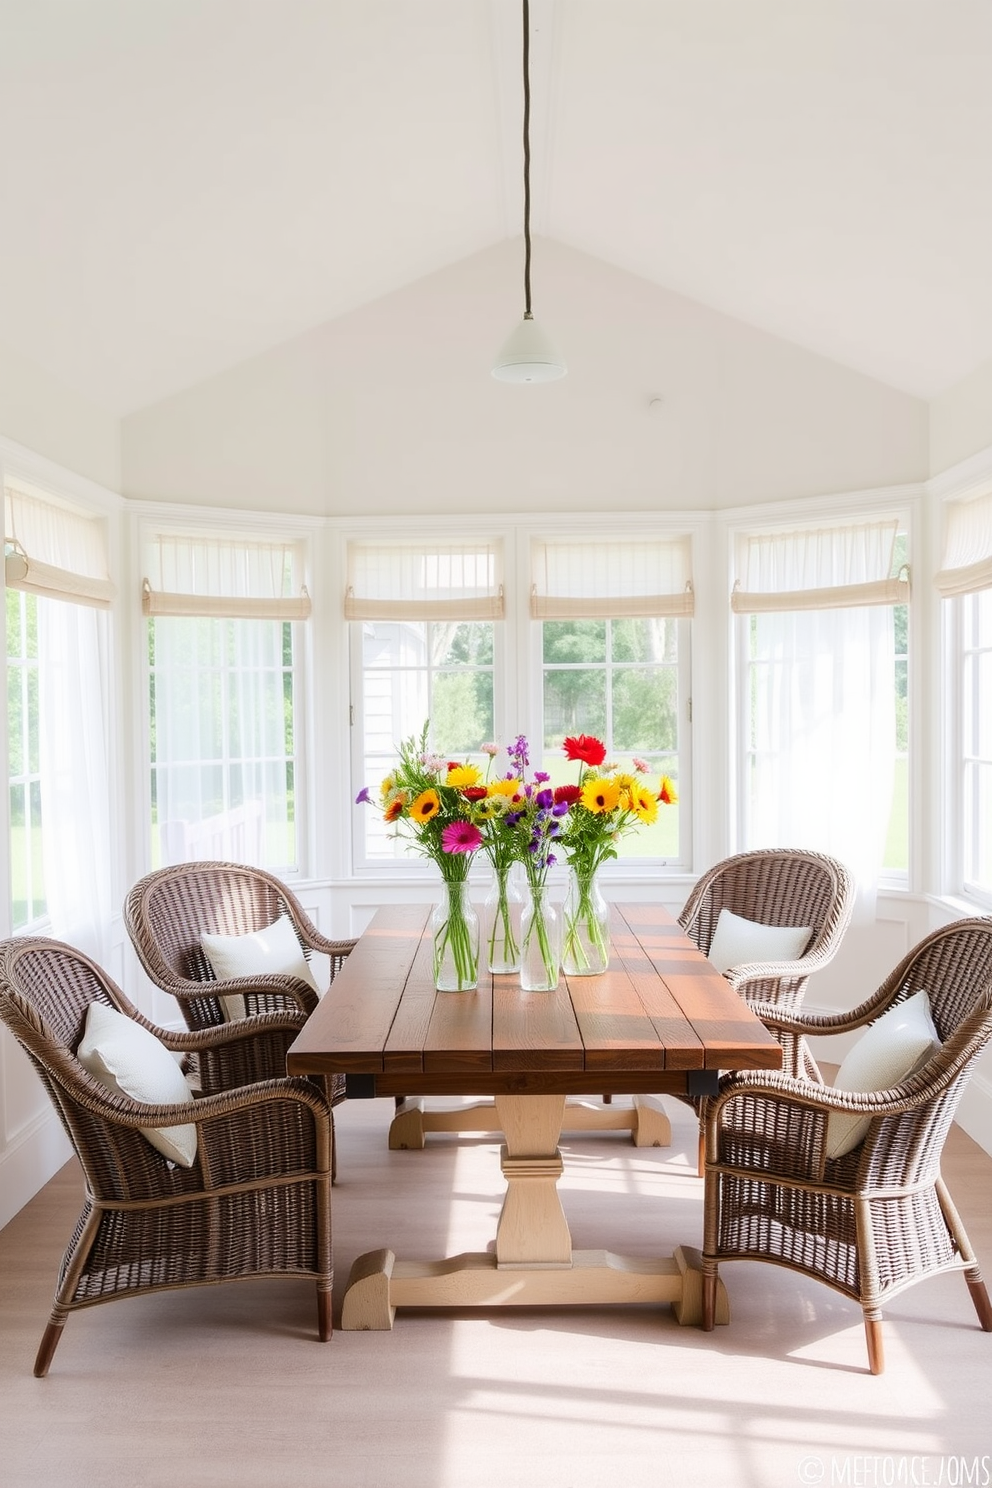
[487,868,519,966]
[434,875,478,989]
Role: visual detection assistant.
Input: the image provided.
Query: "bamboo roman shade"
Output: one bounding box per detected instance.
[731,519,908,614]
[345,540,504,620]
[934,489,992,598]
[530,536,694,619]
[4,487,116,609]
[142,533,311,619]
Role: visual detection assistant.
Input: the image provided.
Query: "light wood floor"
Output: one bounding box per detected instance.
[2,1096,990,1488]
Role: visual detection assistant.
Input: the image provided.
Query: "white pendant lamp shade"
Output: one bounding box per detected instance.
[492,0,566,385]
[492,312,567,384]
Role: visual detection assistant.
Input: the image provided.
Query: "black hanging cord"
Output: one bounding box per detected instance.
[522,0,533,318]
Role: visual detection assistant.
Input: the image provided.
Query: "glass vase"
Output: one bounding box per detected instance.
[561,866,610,976]
[432,877,480,991]
[519,884,561,992]
[482,861,523,974]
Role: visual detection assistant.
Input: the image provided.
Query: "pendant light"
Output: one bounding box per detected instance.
[491,0,567,383]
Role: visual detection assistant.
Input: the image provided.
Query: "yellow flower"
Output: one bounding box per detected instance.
[658,776,678,805]
[581,777,621,814]
[446,764,482,789]
[410,789,441,823]
[488,778,522,799]
[380,775,395,800]
[631,785,659,824]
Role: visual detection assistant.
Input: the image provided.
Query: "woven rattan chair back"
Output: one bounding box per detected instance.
[0,935,333,1376]
[123,860,352,1031]
[679,847,855,1013]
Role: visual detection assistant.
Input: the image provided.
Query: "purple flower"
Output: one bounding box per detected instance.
[355,786,371,805]
[534,771,550,784]
[535,788,554,810]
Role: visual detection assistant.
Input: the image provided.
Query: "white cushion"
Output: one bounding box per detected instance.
[77,1002,197,1168]
[201,915,318,1020]
[706,907,812,975]
[824,989,941,1160]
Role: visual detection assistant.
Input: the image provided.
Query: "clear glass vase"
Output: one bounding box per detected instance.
[561,866,610,975]
[482,861,523,974]
[519,884,561,992]
[432,877,480,991]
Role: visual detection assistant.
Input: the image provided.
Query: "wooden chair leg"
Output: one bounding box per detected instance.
[864,1315,885,1375]
[697,1127,705,1178]
[34,1319,65,1378]
[967,1275,992,1331]
[317,1287,332,1342]
[702,1269,718,1331]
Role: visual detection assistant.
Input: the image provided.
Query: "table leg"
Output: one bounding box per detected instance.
[341,1090,727,1330]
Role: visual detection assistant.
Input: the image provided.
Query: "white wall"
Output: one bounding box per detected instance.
[120,240,928,515]
[930,355,992,478]
[0,336,120,493]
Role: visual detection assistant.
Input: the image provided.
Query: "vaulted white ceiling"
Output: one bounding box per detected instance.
[1,0,990,417]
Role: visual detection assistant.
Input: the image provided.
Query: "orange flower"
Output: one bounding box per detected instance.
[383,796,405,823]
[658,776,678,805]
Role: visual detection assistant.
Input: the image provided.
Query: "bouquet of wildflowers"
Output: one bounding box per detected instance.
[557,734,678,972]
[356,723,490,988]
[486,735,570,988]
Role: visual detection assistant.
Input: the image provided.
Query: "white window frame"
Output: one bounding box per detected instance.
[346,517,696,879]
[137,514,316,880]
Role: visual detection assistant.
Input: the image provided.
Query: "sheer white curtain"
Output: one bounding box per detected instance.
[143,529,309,871]
[735,520,905,917]
[5,489,115,960]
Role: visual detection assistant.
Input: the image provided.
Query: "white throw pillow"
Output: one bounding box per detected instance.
[77,1001,197,1168]
[824,989,941,1160]
[706,907,812,975]
[201,915,319,1020]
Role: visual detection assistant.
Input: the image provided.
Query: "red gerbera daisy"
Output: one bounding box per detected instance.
[553,784,582,807]
[562,734,607,767]
[461,787,488,801]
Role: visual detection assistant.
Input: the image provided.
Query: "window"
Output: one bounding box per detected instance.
[349,528,692,871]
[936,488,992,903]
[142,529,310,872]
[4,484,115,953]
[734,517,909,900]
[960,588,992,898]
[347,538,502,867]
[532,535,692,865]
[6,588,44,928]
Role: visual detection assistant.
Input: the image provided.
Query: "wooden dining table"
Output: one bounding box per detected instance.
[287,900,783,1330]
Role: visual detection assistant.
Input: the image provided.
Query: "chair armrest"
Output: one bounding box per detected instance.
[746,981,905,1039]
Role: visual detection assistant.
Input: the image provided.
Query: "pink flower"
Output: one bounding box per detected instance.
[632,757,650,774]
[441,820,483,855]
[480,742,500,757]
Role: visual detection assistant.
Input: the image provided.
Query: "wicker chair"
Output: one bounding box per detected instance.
[0,936,333,1376]
[679,848,855,1019]
[676,848,855,1171]
[701,915,992,1374]
[123,861,356,1101]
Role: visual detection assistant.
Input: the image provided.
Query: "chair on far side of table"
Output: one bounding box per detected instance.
[0,936,333,1376]
[701,915,992,1374]
[676,848,855,1172]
